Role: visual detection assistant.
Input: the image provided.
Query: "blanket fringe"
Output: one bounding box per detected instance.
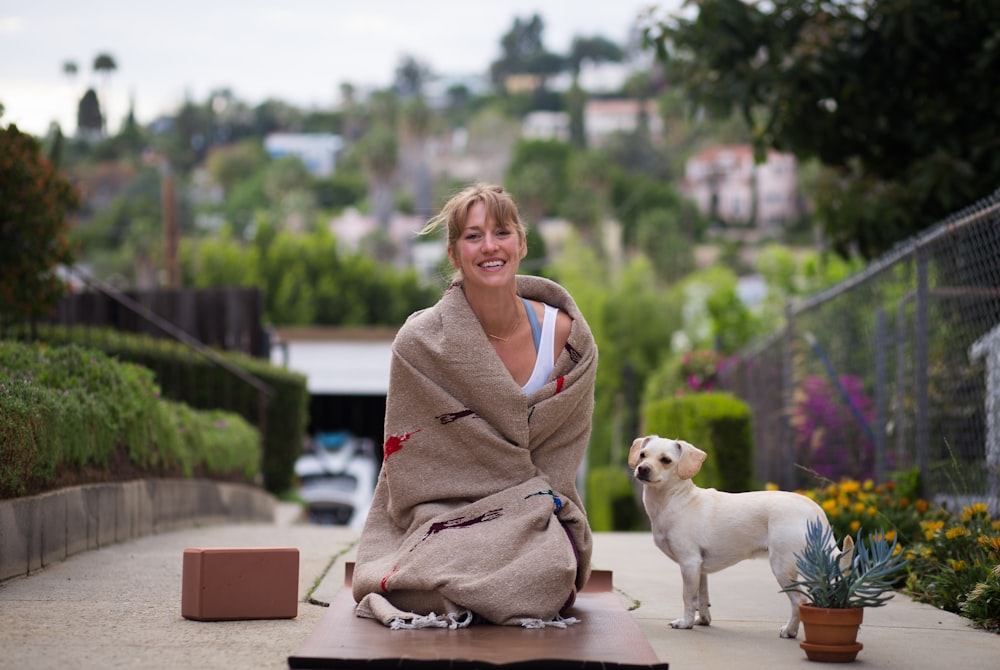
[389,610,473,630]
[519,614,581,629]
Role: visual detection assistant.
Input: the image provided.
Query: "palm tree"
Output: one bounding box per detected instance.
[93,52,118,134]
[61,60,79,134]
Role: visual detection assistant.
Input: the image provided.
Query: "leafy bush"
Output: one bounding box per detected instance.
[0,339,259,498]
[5,324,307,494]
[905,502,1000,631]
[796,475,1000,631]
[800,471,943,547]
[791,374,877,482]
[644,392,753,492]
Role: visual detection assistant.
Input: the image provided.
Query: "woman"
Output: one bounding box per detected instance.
[352,183,598,629]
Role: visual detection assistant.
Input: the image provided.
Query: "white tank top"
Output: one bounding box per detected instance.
[521,303,558,394]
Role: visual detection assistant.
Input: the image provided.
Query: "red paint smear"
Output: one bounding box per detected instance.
[555,376,565,394]
[380,565,399,592]
[383,430,420,461]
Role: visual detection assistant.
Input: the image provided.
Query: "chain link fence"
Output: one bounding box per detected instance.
[720,188,1000,515]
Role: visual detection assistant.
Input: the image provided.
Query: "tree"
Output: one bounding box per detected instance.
[566,35,626,146]
[393,54,432,99]
[92,52,117,134]
[490,15,566,93]
[77,88,103,139]
[0,122,80,326]
[642,0,1000,259]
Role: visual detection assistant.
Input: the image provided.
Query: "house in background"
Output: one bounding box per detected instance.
[683,144,801,235]
[584,99,662,147]
[264,133,344,177]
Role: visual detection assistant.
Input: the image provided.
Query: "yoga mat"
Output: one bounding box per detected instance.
[288,564,669,669]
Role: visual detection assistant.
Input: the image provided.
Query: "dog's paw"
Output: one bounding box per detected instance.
[779,623,799,639]
[695,612,712,626]
[669,618,695,629]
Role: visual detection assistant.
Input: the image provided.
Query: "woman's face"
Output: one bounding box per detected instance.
[448,200,526,288]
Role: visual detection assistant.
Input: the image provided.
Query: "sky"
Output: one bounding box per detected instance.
[0,1,680,137]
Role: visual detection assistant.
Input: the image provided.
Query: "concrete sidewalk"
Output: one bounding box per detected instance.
[1,503,997,670]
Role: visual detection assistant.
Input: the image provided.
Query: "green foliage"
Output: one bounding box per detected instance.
[803,475,941,549]
[585,465,642,532]
[797,477,998,630]
[643,0,1000,259]
[783,517,908,609]
[0,123,80,324]
[505,139,572,223]
[180,223,437,327]
[554,241,682,470]
[906,502,1000,629]
[643,392,753,492]
[0,339,259,498]
[6,325,307,494]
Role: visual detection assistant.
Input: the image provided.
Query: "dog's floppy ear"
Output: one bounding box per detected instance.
[675,440,707,480]
[627,436,654,468]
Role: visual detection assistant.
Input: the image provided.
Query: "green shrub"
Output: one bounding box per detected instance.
[642,392,753,492]
[5,325,307,494]
[586,465,644,532]
[0,339,260,498]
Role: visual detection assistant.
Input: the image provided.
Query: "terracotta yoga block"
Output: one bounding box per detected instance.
[182,547,300,621]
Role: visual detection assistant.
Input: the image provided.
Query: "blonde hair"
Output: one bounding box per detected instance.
[421,184,527,281]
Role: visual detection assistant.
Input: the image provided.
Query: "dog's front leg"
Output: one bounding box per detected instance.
[696,572,711,626]
[670,561,702,629]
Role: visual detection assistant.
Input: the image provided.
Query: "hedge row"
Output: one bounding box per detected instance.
[0,339,260,499]
[5,325,309,494]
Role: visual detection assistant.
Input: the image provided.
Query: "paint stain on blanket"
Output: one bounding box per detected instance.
[436,408,477,424]
[383,430,420,462]
[410,509,504,551]
[380,566,399,592]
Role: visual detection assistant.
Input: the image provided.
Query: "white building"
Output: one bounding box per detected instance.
[683,144,801,233]
[584,99,663,147]
[264,133,344,177]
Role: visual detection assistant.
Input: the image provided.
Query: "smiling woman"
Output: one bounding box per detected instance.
[350,183,599,629]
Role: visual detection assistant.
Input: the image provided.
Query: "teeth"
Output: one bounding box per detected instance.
[481,260,504,268]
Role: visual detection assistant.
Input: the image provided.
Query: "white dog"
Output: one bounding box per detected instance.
[628,435,836,638]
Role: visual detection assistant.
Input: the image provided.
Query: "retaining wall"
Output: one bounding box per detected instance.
[0,479,276,583]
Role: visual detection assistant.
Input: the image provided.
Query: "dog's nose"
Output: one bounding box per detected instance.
[635,463,650,481]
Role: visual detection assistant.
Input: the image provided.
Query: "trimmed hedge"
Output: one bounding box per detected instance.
[5,325,308,494]
[0,340,259,498]
[643,392,754,492]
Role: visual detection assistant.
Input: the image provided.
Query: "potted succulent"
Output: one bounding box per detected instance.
[782,517,908,662]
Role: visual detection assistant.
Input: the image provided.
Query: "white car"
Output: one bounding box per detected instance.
[295,432,378,529]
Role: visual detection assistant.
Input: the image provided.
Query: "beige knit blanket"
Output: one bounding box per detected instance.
[352,275,597,628]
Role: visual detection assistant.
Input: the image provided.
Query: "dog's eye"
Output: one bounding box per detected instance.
[639,451,646,459]
[660,456,672,465]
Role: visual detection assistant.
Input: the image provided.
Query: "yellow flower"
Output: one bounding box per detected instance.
[863,479,874,491]
[866,506,877,517]
[948,559,967,571]
[840,480,861,494]
[976,535,1000,552]
[945,526,969,540]
[822,499,838,514]
[962,503,990,524]
[922,520,944,540]
[885,529,897,542]
[850,520,861,533]
[852,502,866,514]
[765,482,779,491]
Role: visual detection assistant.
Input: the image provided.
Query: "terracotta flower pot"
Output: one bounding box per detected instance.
[798,604,864,662]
